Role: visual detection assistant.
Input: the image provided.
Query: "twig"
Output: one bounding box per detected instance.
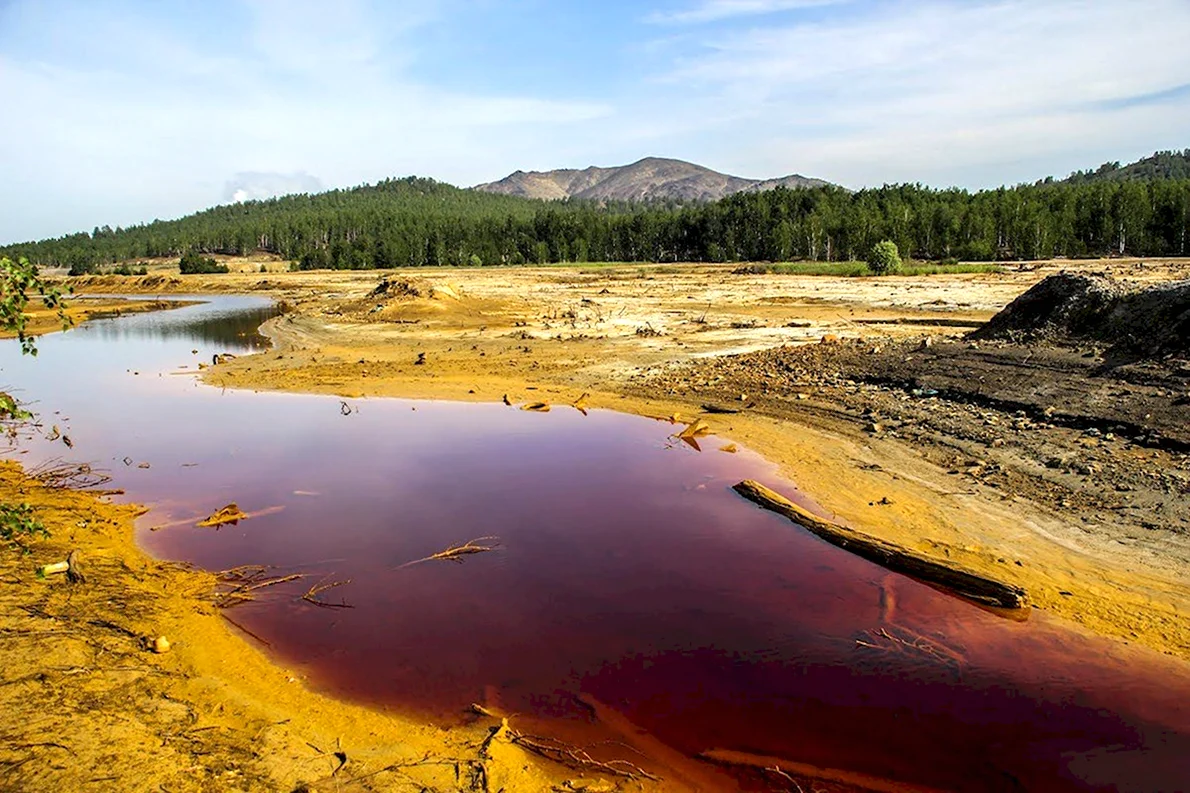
[221,614,272,647]
[506,728,659,781]
[397,537,500,569]
[27,458,112,490]
[301,576,353,609]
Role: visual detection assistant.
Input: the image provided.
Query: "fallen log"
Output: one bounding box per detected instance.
[731,480,1026,609]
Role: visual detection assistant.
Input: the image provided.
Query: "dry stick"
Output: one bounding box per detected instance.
[240,573,303,592]
[765,765,806,793]
[27,458,112,490]
[731,480,1026,609]
[506,729,660,781]
[301,576,353,609]
[221,614,272,647]
[397,537,500,569]
[856,625,966,670]
[213,568,305,608]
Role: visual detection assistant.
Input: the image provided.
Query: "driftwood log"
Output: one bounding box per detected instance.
[732,480,1026,609]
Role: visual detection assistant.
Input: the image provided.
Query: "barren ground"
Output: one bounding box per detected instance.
[5,258,1188,792]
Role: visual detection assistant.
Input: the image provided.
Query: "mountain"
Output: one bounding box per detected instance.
[473,157,831,202]
[1061,149,1190,184]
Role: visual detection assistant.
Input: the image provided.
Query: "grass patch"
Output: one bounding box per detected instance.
[734,261,1003,277]
[898,262,1004,276]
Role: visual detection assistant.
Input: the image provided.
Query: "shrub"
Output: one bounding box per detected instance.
[0,503,48,551]
[867,240,902,275]
[178,250,229,274]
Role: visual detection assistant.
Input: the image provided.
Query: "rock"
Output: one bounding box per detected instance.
[152,636,171,654]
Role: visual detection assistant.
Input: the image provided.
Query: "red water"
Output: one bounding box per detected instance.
[4,298,1189,792]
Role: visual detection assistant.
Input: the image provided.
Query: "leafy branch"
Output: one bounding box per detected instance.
[0,256,72,356]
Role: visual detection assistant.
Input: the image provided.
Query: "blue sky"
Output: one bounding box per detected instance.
[2,0,1189,243]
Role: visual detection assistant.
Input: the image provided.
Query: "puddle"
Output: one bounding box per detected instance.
[2,297,1189,792]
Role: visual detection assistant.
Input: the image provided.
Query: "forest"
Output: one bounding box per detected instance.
[4,153,1190,272]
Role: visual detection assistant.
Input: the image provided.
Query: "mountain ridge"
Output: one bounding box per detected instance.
[473,156,832,202]
[1060,149,1190,185]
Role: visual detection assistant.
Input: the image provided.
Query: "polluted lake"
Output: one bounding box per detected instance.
[3,297,1190,792]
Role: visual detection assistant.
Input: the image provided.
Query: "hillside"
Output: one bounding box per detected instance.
[473,157,831,201]
[1063,149,1190,184]
[4,151,1189,272]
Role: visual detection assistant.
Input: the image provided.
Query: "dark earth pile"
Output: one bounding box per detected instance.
[971,272,1189,357]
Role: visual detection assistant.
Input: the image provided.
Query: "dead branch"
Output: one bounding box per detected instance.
[221,614,271,647]
[506,728,660,781]
[398,537,500,569]
[301,576,353,609]
[27,458,112,490]
[243,573,303,592]
[213,567,306,608]
[855,625,965,671]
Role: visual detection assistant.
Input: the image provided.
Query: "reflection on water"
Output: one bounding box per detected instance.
[78,295,279,349]
[1,297,1189,793]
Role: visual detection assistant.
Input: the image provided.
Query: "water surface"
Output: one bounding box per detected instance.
[3,297,1189,792]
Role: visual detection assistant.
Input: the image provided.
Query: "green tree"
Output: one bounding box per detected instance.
[0,256,71,355]
[867,240,902,275]
[178,250,229,274]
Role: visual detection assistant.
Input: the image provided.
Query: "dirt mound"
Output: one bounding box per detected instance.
[1106,279,1190,356]
[368,277,460,302]
[972,273,1189,357]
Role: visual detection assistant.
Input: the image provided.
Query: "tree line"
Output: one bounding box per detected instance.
[4,174,1189,271]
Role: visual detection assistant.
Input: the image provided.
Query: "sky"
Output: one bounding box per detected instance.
[2,0,1189,243]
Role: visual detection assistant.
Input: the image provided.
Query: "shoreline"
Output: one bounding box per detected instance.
[0,296,197,342]
[0,460,576,792]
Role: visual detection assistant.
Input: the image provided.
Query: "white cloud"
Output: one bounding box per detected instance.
[0,0,612,242]
[650,0,1190,186]
[648,0,845,25]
